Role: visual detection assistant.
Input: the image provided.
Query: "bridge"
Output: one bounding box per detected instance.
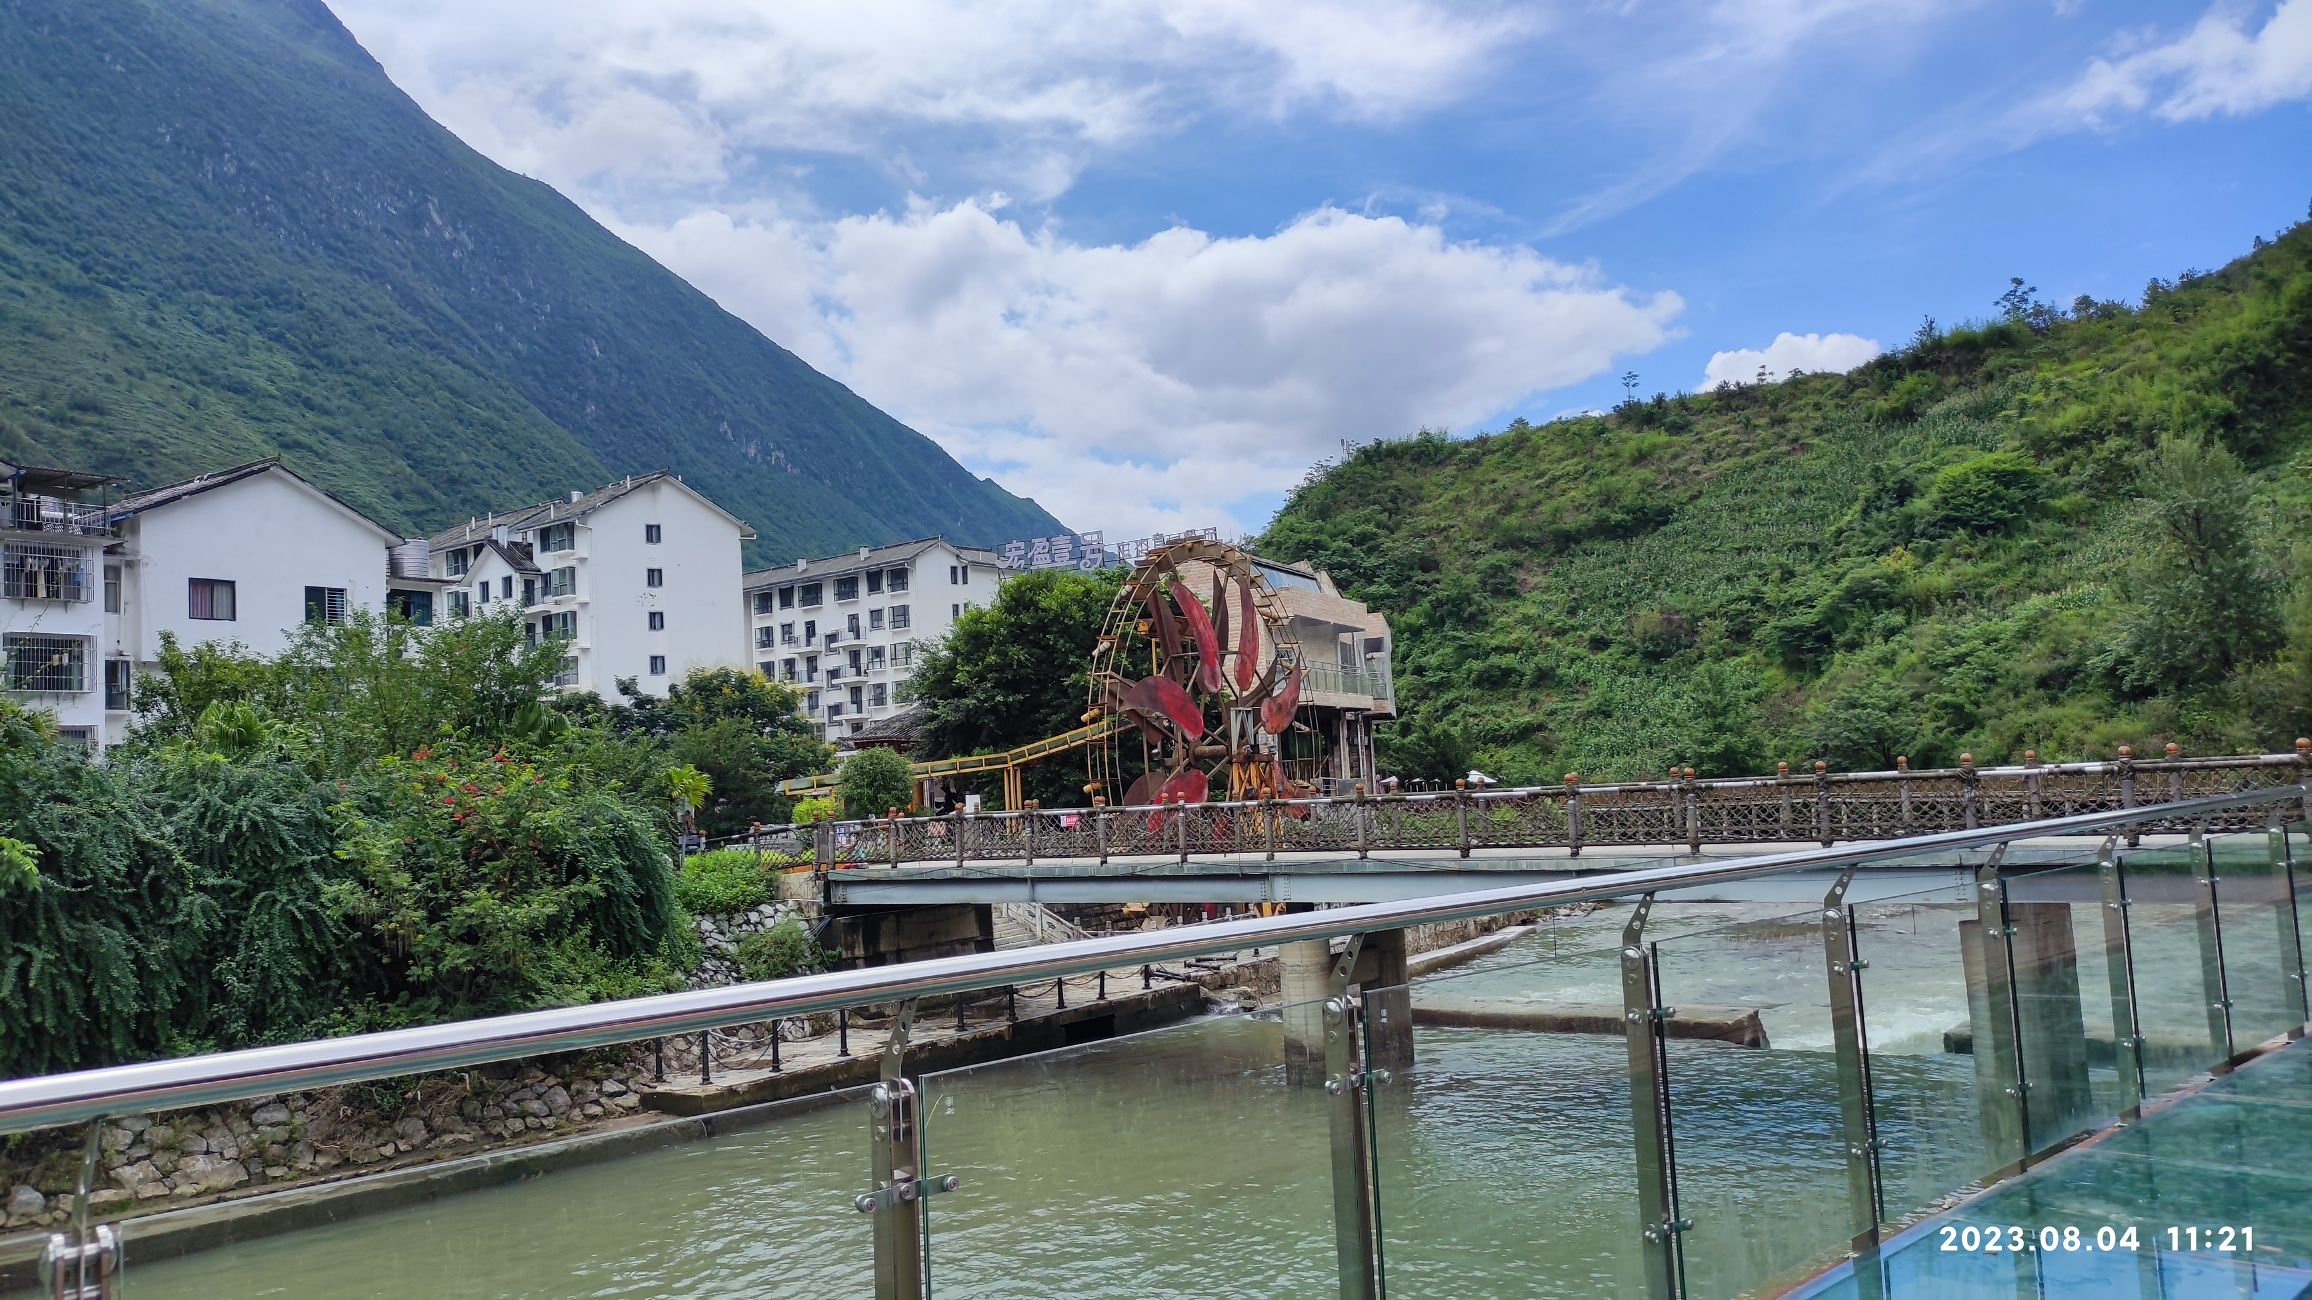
[739,748,2312,907]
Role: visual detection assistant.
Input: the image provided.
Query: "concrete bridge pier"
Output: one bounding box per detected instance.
[1281,923,1414,1087]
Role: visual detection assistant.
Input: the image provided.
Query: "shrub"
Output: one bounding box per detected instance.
[733,917,831,982]
[1922,451,2048,534]
[838,747,916,818]
[674,848,776,915]
[793,795,840,824]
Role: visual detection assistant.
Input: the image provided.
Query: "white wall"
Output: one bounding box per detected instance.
[582,483,748,697]
[120,471,393,663]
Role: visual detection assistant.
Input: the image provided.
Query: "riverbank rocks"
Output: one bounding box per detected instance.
[690,902,805,987]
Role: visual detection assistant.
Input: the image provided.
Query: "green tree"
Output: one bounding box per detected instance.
[905,566,1124,805]
[2113,437,2285,695]
[1806,680,1924,771]
[838,746,918,819]
[1922,451,2047,534]
[611,667,831,834]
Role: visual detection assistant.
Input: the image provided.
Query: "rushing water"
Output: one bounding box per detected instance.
[115,895,2193,1299]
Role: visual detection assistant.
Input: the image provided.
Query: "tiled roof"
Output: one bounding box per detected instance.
[428,470,754,550]
[112,459,401,542]
[742,536,996,588]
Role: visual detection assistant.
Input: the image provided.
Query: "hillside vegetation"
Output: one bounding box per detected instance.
[1259,219,2312,782]
[0,0,1060,560]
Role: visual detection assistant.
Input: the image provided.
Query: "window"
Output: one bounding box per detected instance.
[952,603,962,618]
[649,655,668,675]
[649,611,666,631]
[3,635,86,693]
[869,608,885,630]
[475,582,489,607]
[537,522,576,553]
[848,721,862,735]
[848,685,863,708]
[804,655,819,682]
[753,591,775,615]
[104,658,131,711]
[895,644,913,667]
[870,683,888,707]
[755,626,777,649]
[868,646,886,669]
[866,571,884,594]
[779,585,795,609]
[803,619,816,642]
[846,613,860,637]
[781,658,797,681]
[445,549,470,577]
[834,576,859,601]
[545,566,576,598]
[780,621,796,645]
[800,582,822,608]
[447,590,471,618]
[522,578,536,606]
[847,648,863,672]
[889,604,910,630]
[759,660,777,677]
[645,567,664,588]
[948,565,957,584]
[807,690,820,711]
[645,524,662,544]
[553,656,579,689]
[887,568,909,592]
[103,564,120,614]
[304,586,349,625]
[388,590,434,627]
[501,576,513,600]
[188,577,237,621]
[828,702,844,719]
[3,542,92,602]
[535,610,576,641]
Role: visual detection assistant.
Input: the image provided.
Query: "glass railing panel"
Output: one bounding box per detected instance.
[1364,911,1656,1297]
[919,985,1339,1297]
[106,1077,886,1299]
[1653,902,1851,1298]
[1995,857,2133,1159]
[2209,828,2308,1050]
[2117,842,2231,1093]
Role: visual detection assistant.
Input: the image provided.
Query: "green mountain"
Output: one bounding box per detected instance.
[0,0,1062,561]
[1259,220,2312,782]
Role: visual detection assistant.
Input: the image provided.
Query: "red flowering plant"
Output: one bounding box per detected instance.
[328,740,681,1016]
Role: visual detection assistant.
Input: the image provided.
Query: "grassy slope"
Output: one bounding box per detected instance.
[1259,222,2312,781]
[0,0,1061,561]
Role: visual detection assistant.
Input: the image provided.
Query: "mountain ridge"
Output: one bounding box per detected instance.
[0,0,1063,562]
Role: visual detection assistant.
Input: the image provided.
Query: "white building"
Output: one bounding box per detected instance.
[2,462,116,748]
[742,537,1002,744]
[430,471,754,698]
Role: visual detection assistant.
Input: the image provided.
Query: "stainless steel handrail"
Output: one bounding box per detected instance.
[0,787,2300,1135]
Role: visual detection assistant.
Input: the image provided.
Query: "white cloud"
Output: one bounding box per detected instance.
[1702,331,1879,388]
[622,202,1684,537]
[332,0,1535,201]
[2043,0,2312,126]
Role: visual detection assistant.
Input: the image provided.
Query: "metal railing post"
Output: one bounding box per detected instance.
[1971,857,2029,1171]
[860,1003,953,1300]
[1622,896,1685,1299]
[1324,935,1382,1300]
[769,1020,783,1073]
[2274,826,2310,1036]
[1566,774,1584,858]
[1822,868,1883,1259]
[2191,831,2236,1062]
[699,1031,713,1086]
[2098,842,2146,1118]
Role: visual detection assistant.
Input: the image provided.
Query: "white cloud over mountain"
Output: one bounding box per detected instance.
[623,201,1683,537]
[1702,332,1880,389]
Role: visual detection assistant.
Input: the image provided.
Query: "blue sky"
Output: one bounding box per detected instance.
[334,0,2312,543]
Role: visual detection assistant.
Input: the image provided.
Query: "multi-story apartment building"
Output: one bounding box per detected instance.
[430,471,753,698]
[1,461,117,748]
[6,457,423,748]
[742,537,1001,744]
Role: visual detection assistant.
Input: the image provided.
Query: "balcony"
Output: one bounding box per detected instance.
[2,543,93,602]
[2,492,110,538]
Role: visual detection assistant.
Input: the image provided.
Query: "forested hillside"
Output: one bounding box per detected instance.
[0,0,1060,560]
[1259,219,2312,783]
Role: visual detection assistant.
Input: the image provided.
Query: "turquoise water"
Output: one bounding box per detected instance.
[107,886,2312,1298]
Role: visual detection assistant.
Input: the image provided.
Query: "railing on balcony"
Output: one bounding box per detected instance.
[1301,657,1393,702]
[2,494,110,538]
[2,788,2306,1299]
[2,542,94,602]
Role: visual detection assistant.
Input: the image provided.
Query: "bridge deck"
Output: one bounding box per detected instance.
[1794,1035,2312,1298]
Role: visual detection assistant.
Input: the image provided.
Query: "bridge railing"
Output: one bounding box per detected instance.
[718,746,2312,869]
[5,788,2308,1299]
